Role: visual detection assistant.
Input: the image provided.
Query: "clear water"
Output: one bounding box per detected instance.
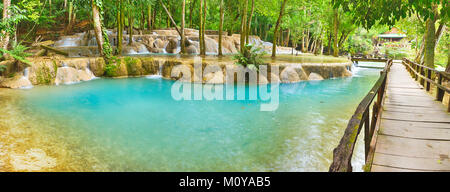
[3,67,381,172]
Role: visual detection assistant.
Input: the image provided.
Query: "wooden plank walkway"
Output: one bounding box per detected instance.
[371,61,450,172]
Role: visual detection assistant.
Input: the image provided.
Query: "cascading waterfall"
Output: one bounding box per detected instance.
[53,29,303,56]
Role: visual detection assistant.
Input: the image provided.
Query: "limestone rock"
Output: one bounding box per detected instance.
[154,39,168,49]
[280,67,301,83]
[258,73,281,84]
[204,71,224,84]
[186,45,198,54]
[0,75,33,89]
[308,72,324,81]
[28,59,57,85]
[54,67,80,85]
[166,38,179,53]
[89,58,105,77]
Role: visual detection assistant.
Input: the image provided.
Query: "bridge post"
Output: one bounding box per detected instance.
[436,73,444,101]
[426,69,431,91]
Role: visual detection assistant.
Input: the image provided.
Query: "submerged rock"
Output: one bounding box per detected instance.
[9,148,57,171]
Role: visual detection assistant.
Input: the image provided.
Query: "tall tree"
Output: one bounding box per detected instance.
[91,0,112,62]
[246,0,255,44]
[128,2,134,45]
[332,7,339,57]
[218,0,224,56]
[1,0,11,50]
[117,0,124,55]
[240,0,248,52]
[181,0,186,54]
[147,4,152,30]
[271,0,288,57]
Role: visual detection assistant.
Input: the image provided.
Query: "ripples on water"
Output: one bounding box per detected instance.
[0,67,381,172]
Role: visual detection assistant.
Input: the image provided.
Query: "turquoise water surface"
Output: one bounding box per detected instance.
[13,66,381,171]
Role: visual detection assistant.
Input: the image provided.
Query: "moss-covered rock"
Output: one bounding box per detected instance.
[140,57,158,75]
[90,57,106,77]
[124,57,144,76]
[28,59,57,85]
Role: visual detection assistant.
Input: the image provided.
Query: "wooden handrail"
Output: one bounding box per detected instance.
[402,58,450,112]
[329,59,393,172]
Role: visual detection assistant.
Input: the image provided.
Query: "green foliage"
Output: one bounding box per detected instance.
[380,42,412,60]
[233,44,265,70]
[104,56,120,77]
[334,0,448,29]
[0,65,6,73]
[0,42,32,66]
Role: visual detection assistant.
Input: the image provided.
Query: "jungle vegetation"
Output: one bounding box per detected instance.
[0,0,448,69]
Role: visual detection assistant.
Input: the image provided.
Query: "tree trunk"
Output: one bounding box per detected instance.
[285,28,290,47]
[272,0,288,58]
[328,32,332,55]
[446,46,450,73]
[218,0,224,56]
[1,0,11,50]
[240,0,248,52]
[199,0,205,55]
[246,0,255,44]
[333,8,339,57]
[181,0,186,54]
[415,34,426,63]
[434,24,446,51]
[92,0,105,55]
[147,4,152,30]
[117,0,124,55]
[91,0,112,63]
[424,17,436,68]
[202,0,207,55]
[128,6,134,45]
[189,0,197,28]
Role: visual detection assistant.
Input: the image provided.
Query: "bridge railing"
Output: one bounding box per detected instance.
[402,58,450,112]
[329,59,393,172]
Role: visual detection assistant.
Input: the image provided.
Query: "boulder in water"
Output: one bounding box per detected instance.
[186,45,198,54]
[166,38,179,53]
[0,75,33,89]
[280,67,301,83]
[308,73,324,81]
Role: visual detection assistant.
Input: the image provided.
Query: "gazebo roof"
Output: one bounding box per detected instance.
[378,27,407,38]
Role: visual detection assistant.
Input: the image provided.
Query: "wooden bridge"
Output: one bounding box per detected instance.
[330,58,450,172]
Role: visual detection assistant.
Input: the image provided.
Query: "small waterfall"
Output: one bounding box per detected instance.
[136,44,151,54]
[350,62,361,77]
[19,67,33,89]
[146,63,163,79]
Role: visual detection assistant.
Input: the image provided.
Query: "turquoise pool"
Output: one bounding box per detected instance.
[0,66,381,172]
